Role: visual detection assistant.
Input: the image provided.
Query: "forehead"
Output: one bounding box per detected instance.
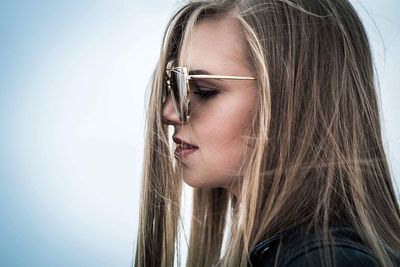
[179,16,247,73]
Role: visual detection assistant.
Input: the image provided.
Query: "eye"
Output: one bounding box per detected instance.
[194,87,219,99]
[191,80,219,100]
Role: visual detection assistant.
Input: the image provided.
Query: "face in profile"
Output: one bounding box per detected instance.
[162,16,258,197]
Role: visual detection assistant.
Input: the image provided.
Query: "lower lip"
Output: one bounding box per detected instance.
[174,147,198,158]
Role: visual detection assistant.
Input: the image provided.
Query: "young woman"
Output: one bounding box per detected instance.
[135,0,400,266]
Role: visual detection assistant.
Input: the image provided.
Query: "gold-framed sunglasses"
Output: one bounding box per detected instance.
[164,60,256,124]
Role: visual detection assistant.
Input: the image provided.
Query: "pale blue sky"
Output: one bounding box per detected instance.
[0,1,398,266]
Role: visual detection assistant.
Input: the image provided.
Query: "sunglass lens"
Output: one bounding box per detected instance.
[171,71,182,111]
[173,70,190,123]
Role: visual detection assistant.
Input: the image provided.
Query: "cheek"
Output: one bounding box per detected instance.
[198,96,255,172]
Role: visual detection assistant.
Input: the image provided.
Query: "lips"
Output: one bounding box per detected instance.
[172,136,198,158]
[177,143,197,149]
[174,146,198,158]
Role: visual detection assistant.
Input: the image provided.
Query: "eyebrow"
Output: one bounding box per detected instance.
[188,68,256,80]
[188,69,213,75]
[188,69,226,88]
[186,68,256,87]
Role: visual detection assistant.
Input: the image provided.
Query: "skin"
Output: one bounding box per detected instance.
[162,16,258,198]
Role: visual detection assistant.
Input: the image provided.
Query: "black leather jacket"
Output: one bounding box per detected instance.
[249,226,399,267]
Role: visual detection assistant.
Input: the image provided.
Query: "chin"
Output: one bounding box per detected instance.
[182,176,206,188]
[183,175,226,190]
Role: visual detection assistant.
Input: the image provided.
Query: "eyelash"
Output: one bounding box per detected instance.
[193,87,219,99]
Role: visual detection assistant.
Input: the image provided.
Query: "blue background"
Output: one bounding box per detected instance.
[0,1,398,266]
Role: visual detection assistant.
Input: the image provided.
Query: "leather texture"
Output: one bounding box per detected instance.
[249,225,398,267]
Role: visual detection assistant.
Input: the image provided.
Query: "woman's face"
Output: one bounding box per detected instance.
[162,17,257,197]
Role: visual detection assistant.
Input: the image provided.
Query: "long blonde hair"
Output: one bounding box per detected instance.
[134,0,400,266]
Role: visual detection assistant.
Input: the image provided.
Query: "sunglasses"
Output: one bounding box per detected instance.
[164,60,256,124]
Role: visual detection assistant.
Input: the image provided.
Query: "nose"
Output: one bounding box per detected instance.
[162,94,181,125]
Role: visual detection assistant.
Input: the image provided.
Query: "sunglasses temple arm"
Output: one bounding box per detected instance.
[188,75,256,80]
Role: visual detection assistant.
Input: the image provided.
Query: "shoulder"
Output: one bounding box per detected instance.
[249,226,379,267]
[283,240,378,267]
